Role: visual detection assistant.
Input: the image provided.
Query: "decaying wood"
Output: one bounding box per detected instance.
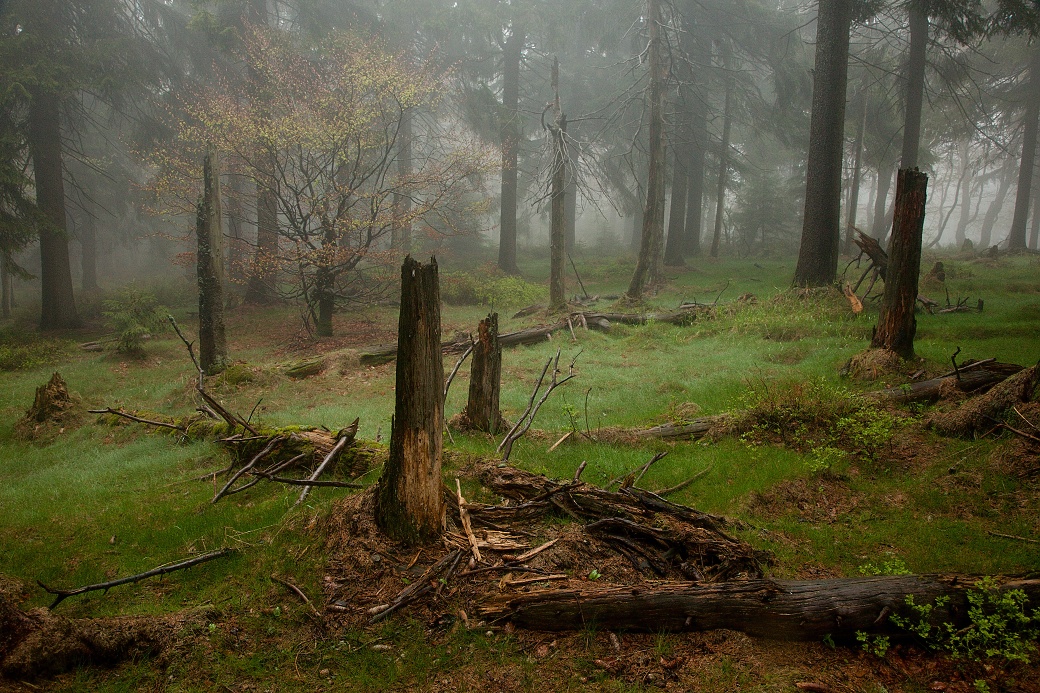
[360,305,707,366]
[479,575,1040,640]
[295,419,359,507]
[632,417,722,440]
[88,407,186,432]
[38,548,235,609]
[868,361,1025,404]
[1,588,209,679]
[368,549,464,624]
[926,365,1039,436]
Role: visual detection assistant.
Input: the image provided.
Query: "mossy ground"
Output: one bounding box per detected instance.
[1,252,1038,691]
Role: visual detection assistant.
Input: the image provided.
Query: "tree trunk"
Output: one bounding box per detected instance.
[392,107,414,255]
[794,0,852,286]
[376,256,445,545]
[548,58,567,312]
[900,6,928,169]
[565,131,578,252]
[197,151,228,375]
[844,93,867,254]
[1008,49,1040,251]
[29,87,79,330]
[664,123,689,266]
[480,575,1040,641]
[953,140,973,247]
[460,313,506,434]
[710,57,733,259]
[871,169,928,360]
[871,160,895,240]
[1,257,11,318]
[979,159,1015,248]
[79,216,98,293]
[626,0,666,300]
[314,260,335,337]
[498,24,524,274]
[1030,169,1040,250]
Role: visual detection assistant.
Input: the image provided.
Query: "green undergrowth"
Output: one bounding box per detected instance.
[0,253,1038,690]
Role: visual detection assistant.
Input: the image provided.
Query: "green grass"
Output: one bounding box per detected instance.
[1,252,1038,689]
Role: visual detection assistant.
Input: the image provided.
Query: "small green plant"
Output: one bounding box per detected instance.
[102,287,168,356]
[858,556,913,576]
[887,578,1040,663]
[587,569,602,581]
[856,631,891,657]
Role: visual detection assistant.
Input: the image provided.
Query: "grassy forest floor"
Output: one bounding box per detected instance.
[1,252,1039,692]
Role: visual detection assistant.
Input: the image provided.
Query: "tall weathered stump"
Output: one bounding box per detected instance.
[197,150,228,375]
[871,168,927,360]
[460,313,506,434]
[376,257,445,545]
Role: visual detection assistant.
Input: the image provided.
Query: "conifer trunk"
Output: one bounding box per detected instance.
[871,169,928,359]
[1009,49,1040,251]
[548,58,567,312]
[376,257,445,545]
[197,151,228,375]
[29,88,79,330]
[498,25,524,274]
[794,0,852,286]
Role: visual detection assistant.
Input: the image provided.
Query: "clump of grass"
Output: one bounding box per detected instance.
[0,328,72,371]
[441,265,544,310]
[732,378,900,461]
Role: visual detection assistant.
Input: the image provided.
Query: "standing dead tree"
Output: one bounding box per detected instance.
[454,313,506,434]
[871,168,928,359]
[376,257,446,544]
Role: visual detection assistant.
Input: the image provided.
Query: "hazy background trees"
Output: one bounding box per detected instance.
[1,0,1039,335]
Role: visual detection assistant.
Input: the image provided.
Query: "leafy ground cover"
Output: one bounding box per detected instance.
[0,252,1038,691]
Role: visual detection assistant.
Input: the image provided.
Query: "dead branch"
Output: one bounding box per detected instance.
[656,465,713,496]
[295,419,359,507]
[498,349,577,461]
[369,549,465,624]
[444,342,474,400]
[270,574,320,617]
[212,436,283,503]
[38,548,235,609]
[88,408,185,432]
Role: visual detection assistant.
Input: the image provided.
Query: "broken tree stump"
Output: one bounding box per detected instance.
[375,257,446,545]
[456,313,507,434]
[871,168,927,359]
[926,365,1040,437]
[480,574,1040,641]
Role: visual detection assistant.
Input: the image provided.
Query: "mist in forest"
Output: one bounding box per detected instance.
[1,0,1038,333]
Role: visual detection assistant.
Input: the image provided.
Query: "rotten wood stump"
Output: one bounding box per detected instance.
[457,313,506,434]
[375,257,446,545]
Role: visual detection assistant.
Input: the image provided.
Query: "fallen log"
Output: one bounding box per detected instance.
[360,306,707,365]
[480,574,1040,641]
[927,365,1039,436]
[632,417,721,440]
[868,361,1025,404]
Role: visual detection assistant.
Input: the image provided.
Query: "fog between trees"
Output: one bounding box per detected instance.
[1,0,1038,330]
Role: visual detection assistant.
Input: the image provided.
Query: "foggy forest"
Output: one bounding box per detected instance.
[1,0,1040,690]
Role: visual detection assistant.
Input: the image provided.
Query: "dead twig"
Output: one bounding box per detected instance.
[88,408,185,432]
[656,465,713,496]
[987,530,1040,545]
[39,548,235,609]
[271,574,320,616]
[444,342,474,401]
[295,419,359,507]
[497,349,577,461]
[213,436,283,503]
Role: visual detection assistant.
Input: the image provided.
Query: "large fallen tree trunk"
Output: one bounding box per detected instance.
[868,361,1025,405]
[359,306,707,365]
[0,588,207,679]
[480,574,1040,641]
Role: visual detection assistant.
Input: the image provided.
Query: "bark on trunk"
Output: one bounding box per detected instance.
[315,260,335,338]
[795,0,852,287]
[498,24,524,274]
[900,6,928,169]
[460,313,506,434]
[376,256,445,545]
[954,140,973,247]
[871,168,928,359]
[197,151,228,375]
[29,87,79,330]
[480,575,1040,641]
[548,58,567,312]
[0,257,11,318]
[626,0,667,299]
[1008,49,1040,251]
[1031,171,1040,250]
